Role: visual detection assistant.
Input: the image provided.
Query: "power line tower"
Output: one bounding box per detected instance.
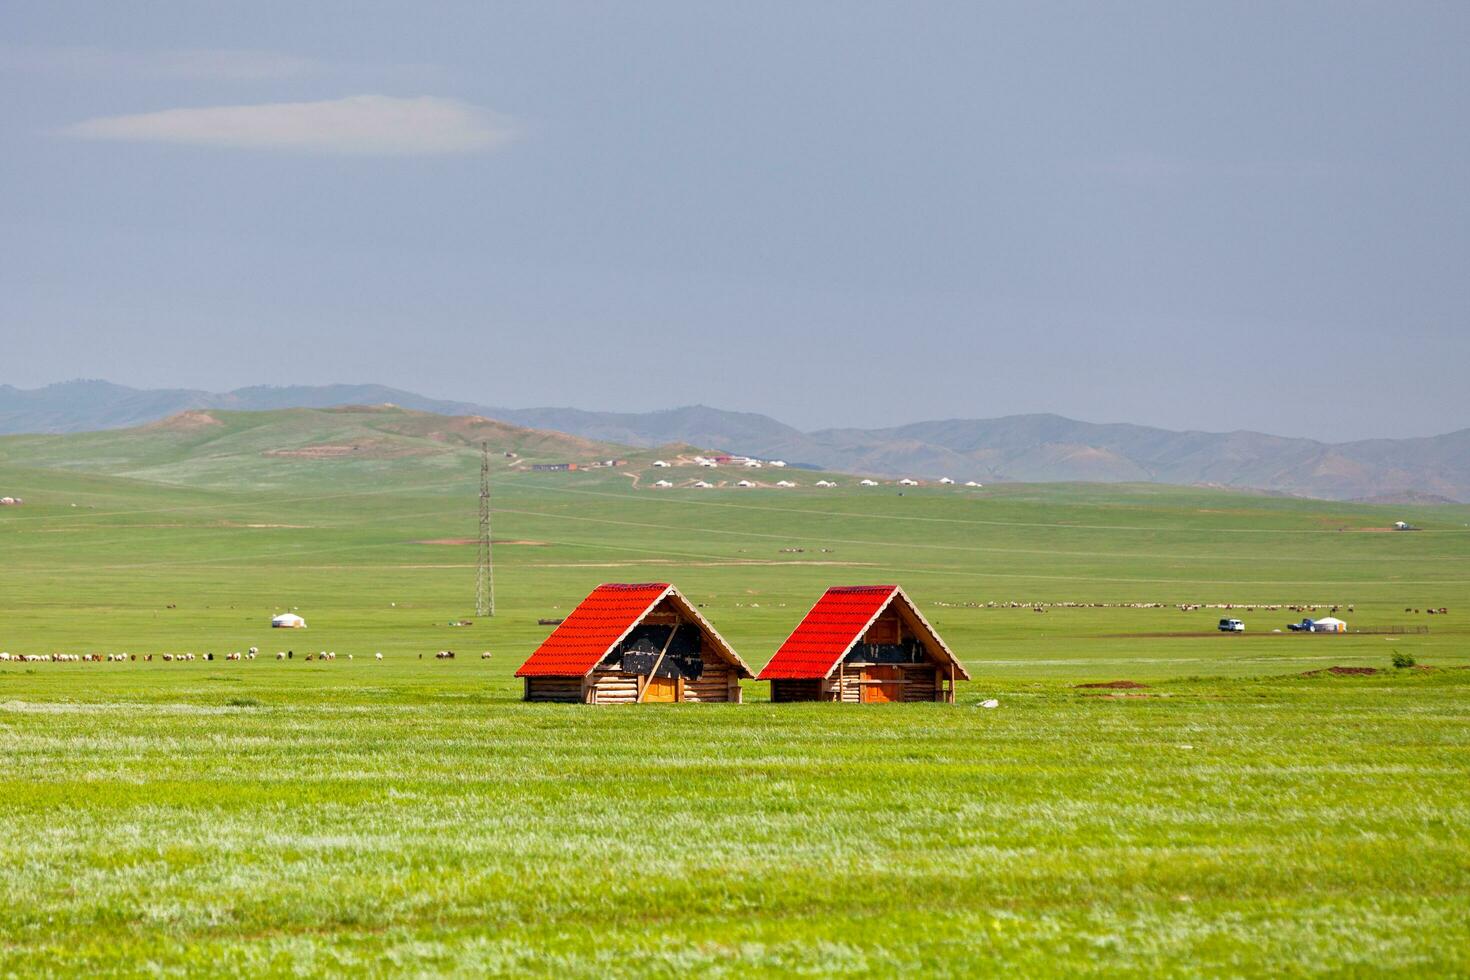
[476,441,495,617]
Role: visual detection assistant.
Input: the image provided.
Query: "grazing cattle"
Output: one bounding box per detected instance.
[436,650,455,659]
[481,651,493,659]
[375,652,383,660]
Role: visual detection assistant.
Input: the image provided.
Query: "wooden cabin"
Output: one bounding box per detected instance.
[758,585,969,703]
[516,583,753,704]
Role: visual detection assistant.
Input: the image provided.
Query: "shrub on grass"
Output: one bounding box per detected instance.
[225,696,262,707]
[1391,652,1416,669]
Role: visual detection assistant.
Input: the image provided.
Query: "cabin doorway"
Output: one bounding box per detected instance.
[861,666,902,703]
[642,676,678,702]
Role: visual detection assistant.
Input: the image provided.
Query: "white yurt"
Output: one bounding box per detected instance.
[1310,616,1346,633]
[271,612,307,629]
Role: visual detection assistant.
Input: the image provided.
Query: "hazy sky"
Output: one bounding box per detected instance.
[3,2,1467,440]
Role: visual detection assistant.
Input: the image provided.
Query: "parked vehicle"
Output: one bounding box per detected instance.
[1218,618,1245,632]
[1287,619,1314,632]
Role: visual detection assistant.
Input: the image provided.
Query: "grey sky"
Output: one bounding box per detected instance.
[2,2,1467,440]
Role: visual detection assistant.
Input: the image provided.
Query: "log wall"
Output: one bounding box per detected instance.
[575,666,741,703]
[682,664,739,702]
[770,678,823,702]
[771,665,945,703]
[900,663,939,702]
[524,677,584,703]
[588,670,641,704]
[832,663,943,703]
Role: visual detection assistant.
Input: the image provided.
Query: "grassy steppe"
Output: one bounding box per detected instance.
[2,408,1468,974]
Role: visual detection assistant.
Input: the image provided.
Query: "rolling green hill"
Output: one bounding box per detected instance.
[6,380,1468,500]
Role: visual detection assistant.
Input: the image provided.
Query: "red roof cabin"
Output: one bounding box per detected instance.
[516,583,753,704]
[758,585,969,703]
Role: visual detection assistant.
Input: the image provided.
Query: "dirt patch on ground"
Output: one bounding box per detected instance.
[218,522,311,529]
[1300,666,1381,677]
[263,441,432,460]
[265,445,360,458]
[416,538,548,546]
[143,410,223,431]
[1075,680,1150,689]
[528,560,875,568]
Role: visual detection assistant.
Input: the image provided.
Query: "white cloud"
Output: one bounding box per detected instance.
[62,95,517,155]
[0,44,322,80]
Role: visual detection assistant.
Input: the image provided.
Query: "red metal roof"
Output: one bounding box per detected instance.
[757,586,900,680]
[515,583,672,677]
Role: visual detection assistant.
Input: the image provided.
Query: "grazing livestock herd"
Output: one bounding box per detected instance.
[2,649,414,665]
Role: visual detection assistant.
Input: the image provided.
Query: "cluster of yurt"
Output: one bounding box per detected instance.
[515,582,969,704]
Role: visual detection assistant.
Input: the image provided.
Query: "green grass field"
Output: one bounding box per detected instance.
[2,408,1468,974]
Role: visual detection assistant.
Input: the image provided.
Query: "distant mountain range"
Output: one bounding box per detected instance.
[2,380,1466,502]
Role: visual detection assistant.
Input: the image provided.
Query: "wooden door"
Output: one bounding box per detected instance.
[643,675,678,702]
[862,666,902,703]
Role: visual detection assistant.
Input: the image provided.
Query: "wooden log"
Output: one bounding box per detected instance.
[525,677,584,702]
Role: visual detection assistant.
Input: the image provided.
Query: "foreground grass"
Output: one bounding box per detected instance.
[2,662,1468,975]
